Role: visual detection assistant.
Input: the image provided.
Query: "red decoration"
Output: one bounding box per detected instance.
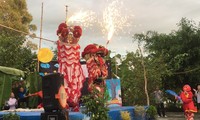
[57,23,85,112]
[61,28,69,38]
[82,44,108,92]
[73,26,82,38]
[57,23,67,35]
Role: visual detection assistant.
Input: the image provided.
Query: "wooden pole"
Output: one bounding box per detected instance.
[37,2,44,72]
[65,5,68,22]
[39,2,44,49]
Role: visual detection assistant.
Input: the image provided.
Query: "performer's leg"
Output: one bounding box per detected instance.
[185,112,194,120]
[25,97,29,108]
[188,112,194,120]
[160,102,166,117]
[68,89,80,112]
[18,99,22,108]
[198,103,200,110]
[156,103,161,117]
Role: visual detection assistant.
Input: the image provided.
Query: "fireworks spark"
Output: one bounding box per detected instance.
[67,10,96,28]
[102,0,132,44]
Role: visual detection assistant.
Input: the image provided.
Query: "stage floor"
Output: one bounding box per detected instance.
[0,106,135,120]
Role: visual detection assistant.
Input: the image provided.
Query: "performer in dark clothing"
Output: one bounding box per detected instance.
[153,87,167,117]
[18,87,29,108]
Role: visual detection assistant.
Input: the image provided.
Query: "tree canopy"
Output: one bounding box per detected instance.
[134,18,200,90]
[0,0,37,73]
[109,18,200,105]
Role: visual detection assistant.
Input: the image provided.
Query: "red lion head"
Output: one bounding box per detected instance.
[57,23,82,44]
[82,44,108,58]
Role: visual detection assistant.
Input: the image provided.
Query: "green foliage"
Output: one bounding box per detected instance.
[0,73,12,110]
[146,105,157,119]
[134,18,200,90]
[0,0,37,73]
[27,72,42,108]
[115,52,166,105]
[3,113,20,120]
[81,86,110,120]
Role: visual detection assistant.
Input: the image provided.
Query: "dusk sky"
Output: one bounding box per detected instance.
[27,0,200,56]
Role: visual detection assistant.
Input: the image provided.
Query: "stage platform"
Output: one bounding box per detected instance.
[0,106,137,120]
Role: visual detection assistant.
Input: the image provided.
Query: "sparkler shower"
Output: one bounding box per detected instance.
[66,0,133,46]
[102,0,131,45]
[67,10,96,28]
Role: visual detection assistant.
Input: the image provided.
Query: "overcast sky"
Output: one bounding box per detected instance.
[26,0,200,56]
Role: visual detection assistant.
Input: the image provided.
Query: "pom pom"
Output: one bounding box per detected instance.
[73,26,82,38]
[61,28,69,38]
[57,23,67,35]
[58,23,67,29]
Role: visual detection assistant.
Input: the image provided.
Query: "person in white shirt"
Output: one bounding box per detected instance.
[7,92,17,110]
[193,85,200,110]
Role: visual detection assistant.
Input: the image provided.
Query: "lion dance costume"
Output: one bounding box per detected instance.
[56,23,85,111]
[82,44,108,93]
[180,84,197,120]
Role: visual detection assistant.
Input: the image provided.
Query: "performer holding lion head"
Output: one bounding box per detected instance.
[56,22,85,112]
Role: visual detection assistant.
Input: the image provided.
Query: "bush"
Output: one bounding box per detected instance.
[3,113,20,120]
[81,86,110,120]
[146,105,157,120]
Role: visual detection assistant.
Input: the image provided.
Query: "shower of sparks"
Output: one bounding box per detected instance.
[67,10,96,28]
[102,0,132,44]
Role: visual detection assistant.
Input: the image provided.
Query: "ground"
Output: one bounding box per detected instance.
[158,112,200,120]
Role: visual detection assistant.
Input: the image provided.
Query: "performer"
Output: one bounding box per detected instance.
[29,91,43,108]
[82,44,108,93]
[179,84,197,120]
[153,86,166,117]
[56,23,85,112]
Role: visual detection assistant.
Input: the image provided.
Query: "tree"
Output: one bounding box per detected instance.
[138,45,149,106]
[116,50,166,105]
[134,18,200,91]
[0,0,37,73]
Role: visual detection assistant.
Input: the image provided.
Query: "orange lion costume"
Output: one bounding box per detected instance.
[180,84,197,120]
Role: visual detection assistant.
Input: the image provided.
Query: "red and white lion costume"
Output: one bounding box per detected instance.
[56,23,85,111]
[82,44,108,92]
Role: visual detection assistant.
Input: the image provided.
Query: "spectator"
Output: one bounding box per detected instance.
[153,86,167,117]
[7,92,17,110]
[18,87,29,108]
[12,82,19,100]
[193,84,200,110]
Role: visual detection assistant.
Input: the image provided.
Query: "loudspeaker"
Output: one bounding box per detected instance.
[42,73,64,112]
[41,111,68,120]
